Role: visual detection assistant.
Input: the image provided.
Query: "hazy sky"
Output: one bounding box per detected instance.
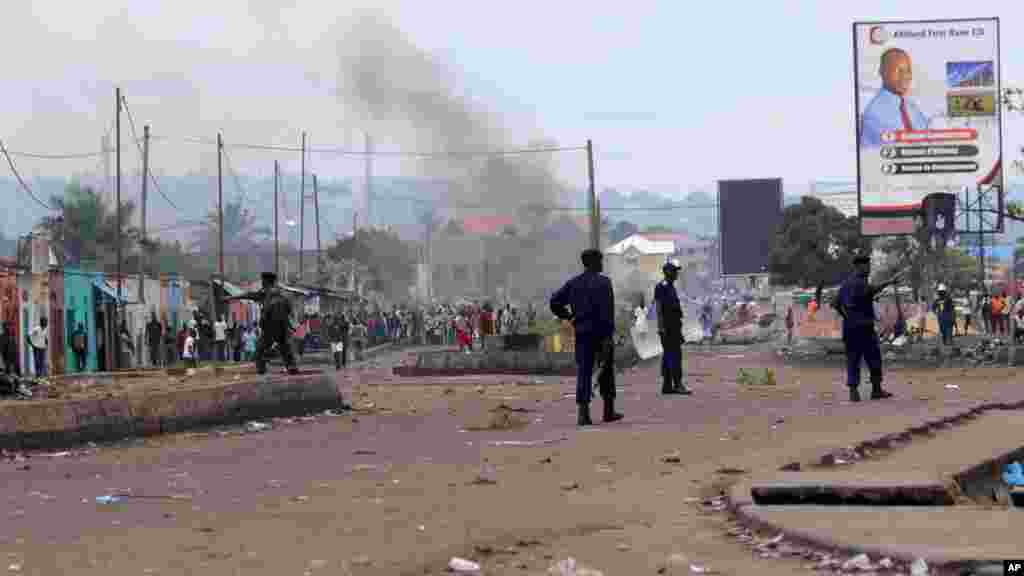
[2,1,1022,201]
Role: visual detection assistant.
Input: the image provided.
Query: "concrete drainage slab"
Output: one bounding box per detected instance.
[727,400,1024,572]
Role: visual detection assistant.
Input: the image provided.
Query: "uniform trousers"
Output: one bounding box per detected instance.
[256,327,296,372]
[659,331,683,387]
[844,327,882,389]
[575,333,615,405]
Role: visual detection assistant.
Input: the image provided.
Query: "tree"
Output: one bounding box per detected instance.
[42,181,138,271]
[942,248,981,293]
[877,237,925,300]
[768,196,870,288]
[190,200,273,280]
[328,228,416,302]
[444,219,465,236]
[192,200,272,255]
[608,220,639,244]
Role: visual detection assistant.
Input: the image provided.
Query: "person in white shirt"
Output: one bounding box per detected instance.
[213,316,228,362]
[182,329,198,368]
[26,317,48,377]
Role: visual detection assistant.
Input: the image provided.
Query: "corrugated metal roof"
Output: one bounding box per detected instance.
[606,234,675,255]
[462,216,515,235]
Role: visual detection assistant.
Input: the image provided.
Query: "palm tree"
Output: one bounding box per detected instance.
[192,200,272,279]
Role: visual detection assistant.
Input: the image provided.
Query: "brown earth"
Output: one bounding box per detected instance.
[1,345,1021,575]
[1,346,397,404]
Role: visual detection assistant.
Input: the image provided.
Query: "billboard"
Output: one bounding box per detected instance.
[853,18,1003,236]
[717,179,782,277]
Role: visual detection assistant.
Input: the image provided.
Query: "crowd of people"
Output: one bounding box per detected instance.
[0,295,549,381]
[422,302,537,351]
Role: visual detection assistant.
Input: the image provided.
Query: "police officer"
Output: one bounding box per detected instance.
[655,259,691,395]
[227,272,298,375]
[933,284,955,345]
[834,253,902,402]
[550,249,624,426]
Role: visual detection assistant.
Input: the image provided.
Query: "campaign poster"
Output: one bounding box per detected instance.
[853,18,1002,236]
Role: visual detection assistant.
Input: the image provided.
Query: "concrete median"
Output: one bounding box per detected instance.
[394,343,639,377]
[0,371,346,452]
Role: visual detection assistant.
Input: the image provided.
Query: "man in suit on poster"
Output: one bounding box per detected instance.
[861,48,930,148]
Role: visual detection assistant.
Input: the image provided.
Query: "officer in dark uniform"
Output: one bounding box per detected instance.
[654,259,691,395]
[227,272,298,375]
[550,249,624,426]
[834,253,902,402]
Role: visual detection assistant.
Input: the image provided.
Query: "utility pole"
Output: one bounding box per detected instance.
[102,133,111,205]
[139,124,149,304]
[217,132,224,321]
[274,160,280,278]
[586,139,599,251]
[299,131,306,283]
[1009,251,1017,366]
[364,132,373,229]
[115,87,122,370]
[313,173,322,290]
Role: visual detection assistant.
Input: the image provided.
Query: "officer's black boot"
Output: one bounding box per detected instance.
[870,382,893,400]
[849,386,861,402]
[577,403,592,426]
[602,398,623,423]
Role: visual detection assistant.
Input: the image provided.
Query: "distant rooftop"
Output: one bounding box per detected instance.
[607,234,675,256]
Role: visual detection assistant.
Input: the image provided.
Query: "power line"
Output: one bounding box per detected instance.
[149,219,208,233]
[3,149,104,160]
[368,190,719,212]
[220,144,248,204]
[149,133,586,158]
[120,96,182,211]
[0,137,53,210]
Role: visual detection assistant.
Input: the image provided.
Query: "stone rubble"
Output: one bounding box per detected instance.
[719,521,912,575]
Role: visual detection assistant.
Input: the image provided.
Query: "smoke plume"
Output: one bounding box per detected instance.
[334,11,565,218]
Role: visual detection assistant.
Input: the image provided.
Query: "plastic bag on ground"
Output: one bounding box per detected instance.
[448,557,481,572]
[548,557,604,576]
[631,325,663,360]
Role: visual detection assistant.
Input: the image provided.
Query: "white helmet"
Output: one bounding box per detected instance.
[937,284,948,293]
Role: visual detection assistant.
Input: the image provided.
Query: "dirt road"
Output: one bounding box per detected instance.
[1,345,1019,575]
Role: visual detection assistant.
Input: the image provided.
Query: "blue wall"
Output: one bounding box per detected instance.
[63,268,97,372]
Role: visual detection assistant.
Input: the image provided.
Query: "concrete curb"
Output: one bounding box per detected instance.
[727,493,996,575]
[393,366,577,377]
[726,400,1024,573]
[0,370,347,452]
[749,479,954,506]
